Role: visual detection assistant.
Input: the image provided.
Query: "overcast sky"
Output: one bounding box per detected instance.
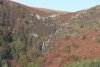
[13,0,100,12]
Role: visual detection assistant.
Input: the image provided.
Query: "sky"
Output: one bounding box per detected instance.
[13,0,100,12]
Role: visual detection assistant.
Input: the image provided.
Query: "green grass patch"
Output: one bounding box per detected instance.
[63,58,100,67]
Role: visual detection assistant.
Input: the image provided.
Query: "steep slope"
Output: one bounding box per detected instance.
[0,0,63,67]
[44,5,100,67]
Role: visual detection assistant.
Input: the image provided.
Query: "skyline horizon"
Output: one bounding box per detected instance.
[13,0,100,12]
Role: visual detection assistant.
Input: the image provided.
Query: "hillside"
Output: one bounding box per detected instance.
[44,5,100,67]
[0,0,100,67]
[17,2,75,22]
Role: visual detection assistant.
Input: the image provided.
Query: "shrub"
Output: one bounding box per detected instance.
[1,59,9,67]
[66,55,80,62]
[65,35,71,40]
[71,43,80,49]
[73,56,80,61]
[18,54,28,67]
[80,35,86,40]
[63,58,100,67]
[27,58,44,67]
[2,61,9,67]
[32,49,40,58]
[66,56,71,62]
[65,46,71,53]
[96,35,100,43]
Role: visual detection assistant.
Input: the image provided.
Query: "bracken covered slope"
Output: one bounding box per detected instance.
[45,5,100,67]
